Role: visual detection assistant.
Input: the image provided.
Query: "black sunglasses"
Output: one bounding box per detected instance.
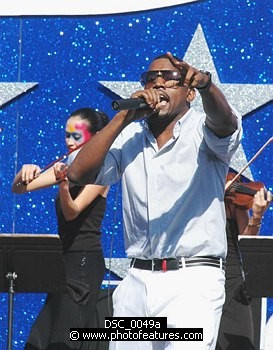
[140,70,185,87]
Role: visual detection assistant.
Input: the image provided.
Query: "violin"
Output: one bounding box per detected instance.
[225,172,265,210]
[16,142,86,187]
[224,136,273,210]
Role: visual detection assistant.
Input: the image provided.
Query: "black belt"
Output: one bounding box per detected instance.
[130,257,226,272]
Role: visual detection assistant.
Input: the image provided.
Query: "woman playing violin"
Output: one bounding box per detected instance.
[216,173,272,350]
[12,107,109,350]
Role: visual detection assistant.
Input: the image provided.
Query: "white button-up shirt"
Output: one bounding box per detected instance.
[96,107,242,259]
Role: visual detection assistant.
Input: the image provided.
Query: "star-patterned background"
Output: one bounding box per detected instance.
[0,0,273,348]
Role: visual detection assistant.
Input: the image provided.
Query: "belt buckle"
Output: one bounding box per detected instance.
[152,259,155,272]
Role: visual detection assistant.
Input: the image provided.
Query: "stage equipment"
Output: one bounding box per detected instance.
[0,234,67,350]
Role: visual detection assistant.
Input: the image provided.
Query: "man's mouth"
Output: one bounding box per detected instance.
[159,93,169,106]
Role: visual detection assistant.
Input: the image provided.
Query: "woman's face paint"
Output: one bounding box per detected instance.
[65,117,92,150]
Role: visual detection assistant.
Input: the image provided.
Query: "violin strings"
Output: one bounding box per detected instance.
[229,183,257,196]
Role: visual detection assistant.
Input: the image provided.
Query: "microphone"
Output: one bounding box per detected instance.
[112,98,149,111]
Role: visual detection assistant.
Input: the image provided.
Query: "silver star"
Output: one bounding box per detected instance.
[105,258,131,279]
[100,24,273,180]
[183,24,273,180]
[101,24,273,277]
[0,82,38,108]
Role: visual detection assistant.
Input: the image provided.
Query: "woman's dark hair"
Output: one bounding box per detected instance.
[69,108,109,134]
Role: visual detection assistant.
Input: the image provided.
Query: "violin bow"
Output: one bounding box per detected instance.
[16,141,87,187]
[39,142,85,174]
[226,136,273,192]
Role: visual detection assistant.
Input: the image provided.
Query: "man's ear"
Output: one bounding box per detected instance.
[187,88,196,103]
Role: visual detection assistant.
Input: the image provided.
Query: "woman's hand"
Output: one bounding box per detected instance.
[20,164,41,184]
[252,187,272,221]
[53,162,68,182]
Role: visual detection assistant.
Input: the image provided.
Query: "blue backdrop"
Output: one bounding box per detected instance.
[0,1,273,348]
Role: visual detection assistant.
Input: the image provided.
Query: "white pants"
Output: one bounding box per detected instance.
[109,266,225,350]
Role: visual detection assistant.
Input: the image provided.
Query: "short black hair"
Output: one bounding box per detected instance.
[153,53,183,63]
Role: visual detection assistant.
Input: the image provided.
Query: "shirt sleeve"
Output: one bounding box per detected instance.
[94,133,123,186]
[202,106,243,164]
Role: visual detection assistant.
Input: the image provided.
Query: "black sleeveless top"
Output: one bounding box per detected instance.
[55,184,106,253]
[225,218,250,305]
[225,218,242,275]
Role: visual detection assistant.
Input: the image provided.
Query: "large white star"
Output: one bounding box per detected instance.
[100,24,273,277]
[100,24,273,181]
[183,25,273,180]
[0,82,38,108]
